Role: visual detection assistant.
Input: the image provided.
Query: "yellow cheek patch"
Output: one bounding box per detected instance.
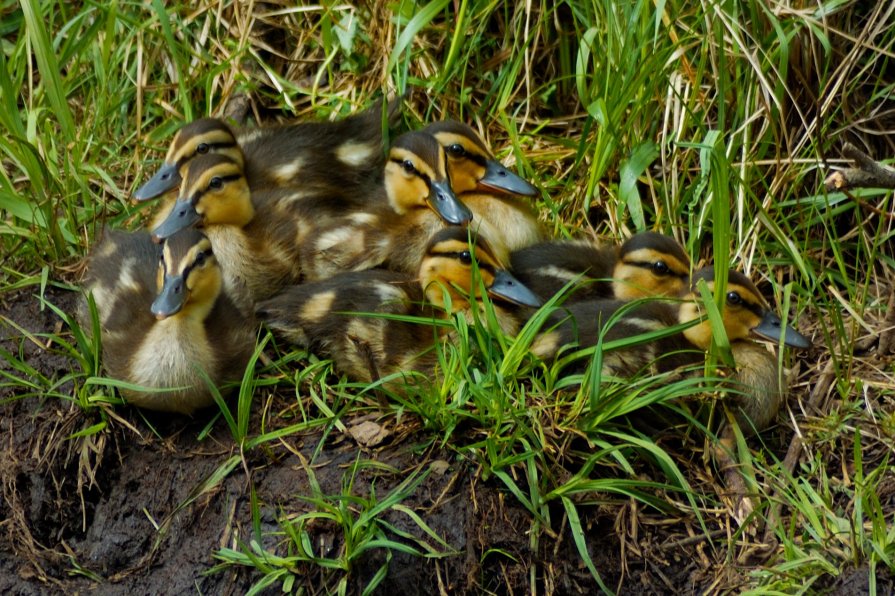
[186,266,220,307]
[614,266,687,299]
[385,166,431,212]
[721,304,762,343]
[422,258,473,308]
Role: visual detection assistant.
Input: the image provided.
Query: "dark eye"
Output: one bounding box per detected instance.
[652,261,671,276]
[195,250,210,266]
[726,291,743,306]
[196,143,210,155]
[402,159,416,174]
[208,176,223,189]
[458,251,473,265]
[446,143,466,157]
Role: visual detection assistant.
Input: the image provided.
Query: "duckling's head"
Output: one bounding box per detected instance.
[151,228,222,321]
[151,153,253,242]
[612,232,691,299]
[679,268,811,350]
[385,131,473,225]
[423,120,538,197]
[419,227,542,312]
[135,118,244,201]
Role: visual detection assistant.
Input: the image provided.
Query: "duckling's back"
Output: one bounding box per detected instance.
[529,299,698,377]
[256,269,435,384]
[510,239,615,303]
[81,230,160,374]
[238,97,400,195]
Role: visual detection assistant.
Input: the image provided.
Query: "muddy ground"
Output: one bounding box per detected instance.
[0,286,889,594]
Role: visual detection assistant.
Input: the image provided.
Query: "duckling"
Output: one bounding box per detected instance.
[510,231,691,303]
[134,96,401,202]
[257,227,541,385]
[423,120,545,259]
[301,130,473,279]
[530,267,811,375]
[80,228,255,414]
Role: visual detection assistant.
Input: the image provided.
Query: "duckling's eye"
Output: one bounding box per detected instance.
[652,261,671,276]
[402,159,416,174]
[195,250,213,267]
[446,143,466,157]
[458,251,473,265]
[196,143,210,155]
[208,176,223,189]
[726,291,743,306]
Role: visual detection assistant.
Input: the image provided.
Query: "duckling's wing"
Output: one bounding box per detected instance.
[300,218,392,281]
[510,240,615,303]
[256,270,416,348]
[237,97,399,196]
[81,230,159,332]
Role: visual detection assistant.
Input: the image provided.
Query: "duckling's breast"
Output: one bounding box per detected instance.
[723,342,785,433]
[125,318,218,414]
[205,222,300,310]
[464,194,546,262]
[204,226,256,312]
[382,210,452,274]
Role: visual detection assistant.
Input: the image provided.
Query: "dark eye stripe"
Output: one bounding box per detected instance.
[629,261,687,277]
[435,251,496,273]
[724,288,766,317]
[742,300,765,317]
[179,249,214,280]
[192,172,242,202]
[176,141,237,167]
[458,150,487,167]
[390,158,432,186]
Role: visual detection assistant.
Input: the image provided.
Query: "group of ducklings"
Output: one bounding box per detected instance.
[81,98,811,436]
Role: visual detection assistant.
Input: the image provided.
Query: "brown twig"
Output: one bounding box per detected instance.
[824,143,895,191]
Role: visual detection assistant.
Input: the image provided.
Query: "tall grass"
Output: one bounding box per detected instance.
[3,0,894,592]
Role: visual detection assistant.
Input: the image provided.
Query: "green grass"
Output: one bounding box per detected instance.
[3,0,895,593]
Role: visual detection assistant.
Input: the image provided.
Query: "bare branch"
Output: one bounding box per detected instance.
[824,143,895,191]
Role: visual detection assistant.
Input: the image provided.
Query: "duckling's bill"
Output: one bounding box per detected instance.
[488,269,542,307]
[428,179,473,225]
[151,274,188,319]
[152,199,202,242]
[752,310,811,349]
[481,159,538,197]
[135,162,180,202]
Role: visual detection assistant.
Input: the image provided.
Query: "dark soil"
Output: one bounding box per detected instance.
[0,286,885,594]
